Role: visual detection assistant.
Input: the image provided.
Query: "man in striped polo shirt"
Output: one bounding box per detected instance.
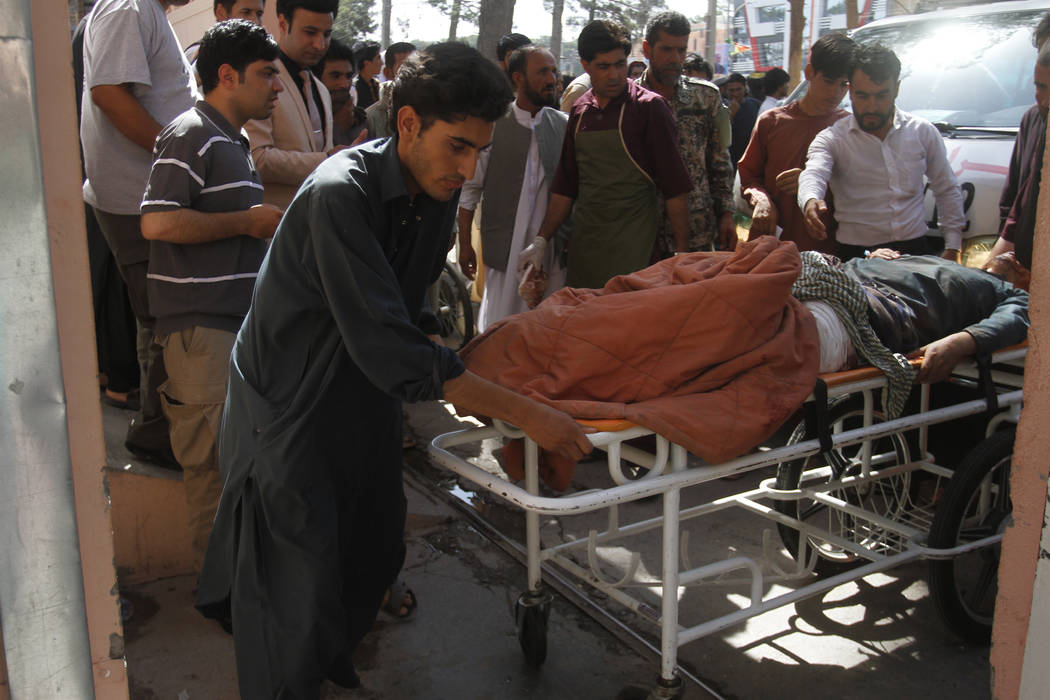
[140,19,284,572]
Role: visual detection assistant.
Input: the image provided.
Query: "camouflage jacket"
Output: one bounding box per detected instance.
[639,70,734,254]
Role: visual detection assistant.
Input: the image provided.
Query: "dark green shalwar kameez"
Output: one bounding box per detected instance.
[195,137,464,699]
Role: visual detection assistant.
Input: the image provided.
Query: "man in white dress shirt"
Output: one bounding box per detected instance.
[797,43,964,261]
[457,45,569,331]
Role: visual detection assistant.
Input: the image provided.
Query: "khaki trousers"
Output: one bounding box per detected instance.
[157,326,235,572]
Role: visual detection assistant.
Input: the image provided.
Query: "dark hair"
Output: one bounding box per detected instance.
[851,42,900,85]
[645,10,690,47]
[809,32,855,80]
[275,0,337,23]
[313,37,353,78]
[725,72,746,86]
[578,19,631,62]
[390,42,514,133]
[353,41,381,72]
[1039,40,1050,68]
[763,67,789,93]
[1035,11,1050,48]
[214,0,263,16]
[683,53,712,80]
[497,33,532,62]
[384,41,416,68]
[507,44,549,81]
[197,19,278,94]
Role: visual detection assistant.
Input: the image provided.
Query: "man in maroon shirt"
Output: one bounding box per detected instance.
[987,25,1050,271]
[521,19,692,289]
[738,33,855,252]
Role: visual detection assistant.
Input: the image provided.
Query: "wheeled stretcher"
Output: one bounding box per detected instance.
[428,343,1025,698]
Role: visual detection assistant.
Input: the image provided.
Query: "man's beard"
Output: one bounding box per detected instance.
[857,107,893,133]
[654,65,680,87]
[523,85,557,109]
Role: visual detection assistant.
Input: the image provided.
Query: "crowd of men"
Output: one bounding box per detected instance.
[74,0,1039,694]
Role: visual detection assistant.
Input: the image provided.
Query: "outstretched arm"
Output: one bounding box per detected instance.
[443,371,594,461]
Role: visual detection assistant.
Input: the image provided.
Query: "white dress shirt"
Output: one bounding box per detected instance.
[797,108,965,251]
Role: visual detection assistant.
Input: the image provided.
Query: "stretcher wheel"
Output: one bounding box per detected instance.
[927,428,1014,644]
[514,589,552,667]
[774,396,912,576]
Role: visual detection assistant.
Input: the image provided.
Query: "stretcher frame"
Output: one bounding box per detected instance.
[428,345,1026,698]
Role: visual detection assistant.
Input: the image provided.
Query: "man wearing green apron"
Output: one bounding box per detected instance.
[520,19,693,289]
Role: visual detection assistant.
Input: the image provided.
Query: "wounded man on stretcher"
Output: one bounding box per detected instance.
[458,237,1029,490]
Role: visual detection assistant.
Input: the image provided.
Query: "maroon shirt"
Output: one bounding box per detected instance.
[738,101,848,252]
[551,79,692,200]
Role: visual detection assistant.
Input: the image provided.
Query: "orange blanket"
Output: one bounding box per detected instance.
[459,238,820,489]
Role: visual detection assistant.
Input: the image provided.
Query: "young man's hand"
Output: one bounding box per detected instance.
[746,190,778,238]
[517,402,595,462]
[802,199,830,240]
[774,167,802,196]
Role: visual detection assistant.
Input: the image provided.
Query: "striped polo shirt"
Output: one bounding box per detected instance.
[141,100,269,335]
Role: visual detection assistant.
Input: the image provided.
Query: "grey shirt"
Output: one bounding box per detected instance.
[81,0,197,215]
[141,101,268,334]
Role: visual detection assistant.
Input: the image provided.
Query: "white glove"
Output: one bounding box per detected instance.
[517,236,547,277]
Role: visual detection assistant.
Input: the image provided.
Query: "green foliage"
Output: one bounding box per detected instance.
[557,0,668,44]
[334,0,377,40]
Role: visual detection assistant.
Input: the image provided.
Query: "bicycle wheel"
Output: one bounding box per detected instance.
[774,395,912,576]
[428,262,475,351]
[927,428,1014,644]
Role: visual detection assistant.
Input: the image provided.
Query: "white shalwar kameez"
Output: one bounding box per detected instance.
[460,103,567,332]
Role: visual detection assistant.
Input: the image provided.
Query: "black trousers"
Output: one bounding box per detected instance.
[85,203,139,393]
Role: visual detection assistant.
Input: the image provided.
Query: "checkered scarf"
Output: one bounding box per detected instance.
[792,251,917,418]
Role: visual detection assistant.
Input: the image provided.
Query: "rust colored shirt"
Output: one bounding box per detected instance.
[551,79,692,200]
[738,101,847,251]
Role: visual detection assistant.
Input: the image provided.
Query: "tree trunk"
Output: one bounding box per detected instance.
[477,0,515,62]
[845,0,859,29]
[448,0,461,40]
[551,0,563,68]
[705,0,716,66]
[788,0,804,84]
[381,0,391,47]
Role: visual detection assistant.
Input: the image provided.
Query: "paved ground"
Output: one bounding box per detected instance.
[107,393,993,700]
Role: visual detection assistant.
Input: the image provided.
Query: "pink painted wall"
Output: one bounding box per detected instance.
[990,123,1050,699]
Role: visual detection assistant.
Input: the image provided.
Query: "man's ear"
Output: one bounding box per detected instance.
[217,63,239,89]
[803,64,814,81]
[277,13,289,38]
[396,105,420,142]
[642,40,651,61]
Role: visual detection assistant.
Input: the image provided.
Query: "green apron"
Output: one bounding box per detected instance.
[567,103,660,289]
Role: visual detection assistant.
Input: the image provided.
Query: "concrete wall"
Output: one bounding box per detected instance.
[108,469,196,584]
